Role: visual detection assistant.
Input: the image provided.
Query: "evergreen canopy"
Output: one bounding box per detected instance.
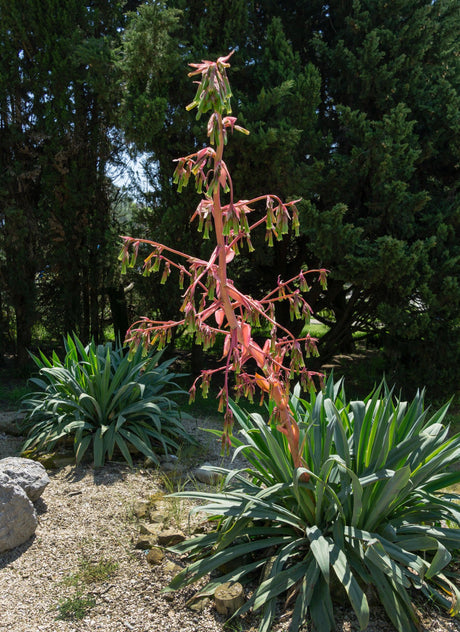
[0,0,458,395]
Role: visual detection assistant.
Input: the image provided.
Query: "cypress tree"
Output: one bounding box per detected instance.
[0,0,128,361]
[288,0,460,391]
[119,0,459,393]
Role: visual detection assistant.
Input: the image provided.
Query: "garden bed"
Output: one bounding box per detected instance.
[1,417,460,632]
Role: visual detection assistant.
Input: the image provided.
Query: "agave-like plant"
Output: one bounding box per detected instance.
[167,377,460,632]
[20,334,197,466]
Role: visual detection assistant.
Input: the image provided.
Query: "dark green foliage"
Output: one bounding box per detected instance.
[282,0,460,391]
[1,0,458,392]
[118,1,182,151]
[167,378,460,631]
[20,334,196,466]
[287,1,458,392]
[119,0,460,394]
[0,0,129,360]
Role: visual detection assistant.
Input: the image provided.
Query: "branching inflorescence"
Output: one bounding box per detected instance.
[119,52,327,472]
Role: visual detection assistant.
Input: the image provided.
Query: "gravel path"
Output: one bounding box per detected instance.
[1,413,460,632]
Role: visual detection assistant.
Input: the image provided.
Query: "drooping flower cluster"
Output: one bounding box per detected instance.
[120,52,327,471]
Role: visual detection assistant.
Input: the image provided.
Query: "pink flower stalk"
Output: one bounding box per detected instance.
[120,53,327,475]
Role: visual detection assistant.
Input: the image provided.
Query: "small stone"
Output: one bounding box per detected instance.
[133,500,150,519]
[139,522,162,537]
[149,510,165,524]
[148,492,163,504]
[134,535,158,550]
[146,547,164,565]
[193,464,222,485]
[157,529,186,546]
[160,454,179,464]
[188,597,210,613]
[163,560,182,574]
[161,462,183,474]
[160,463,186,485]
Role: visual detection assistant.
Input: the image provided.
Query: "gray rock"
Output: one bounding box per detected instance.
[0,412,25,437]
[160,461,186,484]
[132,499,150,519]
[0,457,50,501]
[188,597,210,613]
[161,461,184,474]
[148,509,166,524]
[0,473,37,553]
[163,560,182,574]
[139,522,162,537]
[160,454,179,464]
[193,463,222,485]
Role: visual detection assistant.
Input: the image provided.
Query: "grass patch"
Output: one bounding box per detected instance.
[57,556,118,620]
[57,593,96,621]
[63,557,118,587]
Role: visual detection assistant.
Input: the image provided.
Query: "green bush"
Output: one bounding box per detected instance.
[20,334,196,466]
[167,378,460,632]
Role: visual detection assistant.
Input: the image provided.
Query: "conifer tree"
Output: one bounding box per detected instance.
[286,0,460,389]
[0,0,127,361]
[120,0,459,392]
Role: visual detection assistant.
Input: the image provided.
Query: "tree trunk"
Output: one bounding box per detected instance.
[107,285,129,343]
[13,281,35,369]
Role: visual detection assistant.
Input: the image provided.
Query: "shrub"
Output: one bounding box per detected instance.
[167,377,460,632]
[20,334,196,466]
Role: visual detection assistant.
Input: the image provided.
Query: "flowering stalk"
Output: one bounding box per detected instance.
[120,52,327,475]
